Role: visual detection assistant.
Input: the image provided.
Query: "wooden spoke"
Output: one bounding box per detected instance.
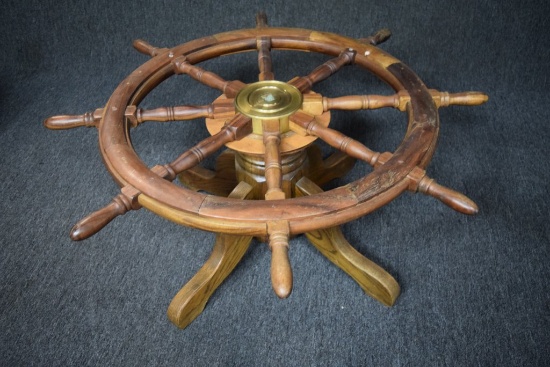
[323,90,488,112]
[257,37,274,81]
[255,12,274,81]
[358,28,392,46]
[290,111,478,214]
[44,108,102,130]
[44,99,235,130]
[69,186,141,241]
[262,120,285,200]
[267,220,292,299]
[172,56,246,98]
[152,114,252,180]
[125,99,235,126]
[323,94,400,111]
[290,111,380,165]
[289,48,356,92]
[132,39,169,57]
[255,12,268,28]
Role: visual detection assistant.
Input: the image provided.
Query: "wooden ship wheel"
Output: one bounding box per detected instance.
[45,13,487,329]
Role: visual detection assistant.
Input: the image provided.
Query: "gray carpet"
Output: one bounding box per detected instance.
[1,0,549,365]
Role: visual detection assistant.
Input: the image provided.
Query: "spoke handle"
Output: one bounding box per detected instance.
[132,39,167,57]
[268,221,292,299]
[44,109,102,130]
[437,91,489,107]
[70,190,139,240]
[418,177,479,215]
[256,12,268,28]
[359,28,392,46]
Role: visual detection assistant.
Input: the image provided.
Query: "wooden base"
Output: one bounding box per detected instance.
[169,144,399,329]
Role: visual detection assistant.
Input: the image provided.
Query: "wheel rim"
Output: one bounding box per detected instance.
[99,27,438,236]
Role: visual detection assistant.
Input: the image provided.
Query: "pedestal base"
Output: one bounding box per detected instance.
[170,145,399,329]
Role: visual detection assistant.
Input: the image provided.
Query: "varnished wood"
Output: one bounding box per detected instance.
[290,110,380,165]
[172,56,246,98]
[45,15,487,329]
[167,182,254,329]
[295,177,400,306]
[178,150,237,197]
[358,28,392,46]
[205,93,331,156]
[43,108,102,129]
[166,114,251,178]
[44,99,235,130]
[290,49,356,92]
[305,147,356,188]
[262,120,285,200]
[70,185,141,241]
[267,220,292,298]
[323,90,488,112]
[132,39,168,57]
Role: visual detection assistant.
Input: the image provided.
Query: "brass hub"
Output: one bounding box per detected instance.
[235,81,302,120]
[205,83,330,155]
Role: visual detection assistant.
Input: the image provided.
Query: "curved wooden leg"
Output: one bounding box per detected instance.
[305,145,356,188]
[295,177,400,306]
[178,149,237,196]
[167,182,253,329]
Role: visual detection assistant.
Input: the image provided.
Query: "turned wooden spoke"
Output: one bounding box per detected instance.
[125,99,235,126]
[323,94,400,111]
[255,12,274,81]
[358,28,392,46]
[290,111,380,165]
[290,49,357,92]
[43,109,102,130]
[160,114,252,179]
[44,100,235,130]
[257,37,274,81]
[132,39,169,57]
[290,111,478,214]
[255,12,268,28]
[323,90,489,112]
[262,120,285,200]
[129,105,213,125]
[70,115,252,240]
[268,220,292,299]
[69,186,141,241]
[172,56,246,98]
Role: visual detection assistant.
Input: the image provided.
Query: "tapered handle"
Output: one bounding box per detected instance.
[419,178,478,215]
[44,109,101,130]
[70,193,133,240]
[132,39,167,57]
[268,221,292,299]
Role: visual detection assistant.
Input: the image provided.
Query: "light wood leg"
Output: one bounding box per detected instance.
[305,145,356,188]
[295,177,400,306]
[167,182,254,329]
[178,149,237,196]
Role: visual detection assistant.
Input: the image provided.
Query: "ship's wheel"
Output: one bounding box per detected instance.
[45,13,487,329]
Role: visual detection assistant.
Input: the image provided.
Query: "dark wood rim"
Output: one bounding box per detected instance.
[99,27,439,236]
